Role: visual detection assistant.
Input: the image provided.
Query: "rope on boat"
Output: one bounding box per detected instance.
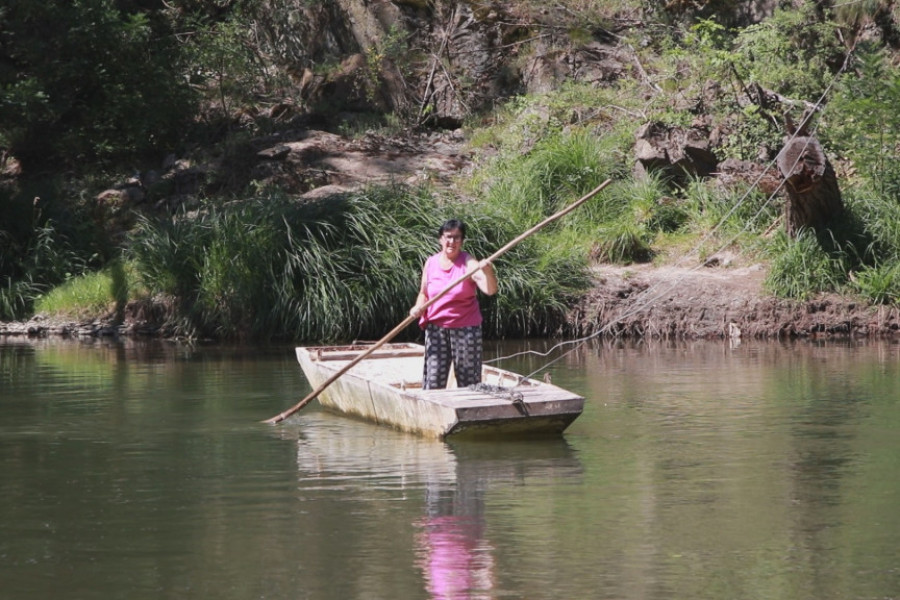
[467,383,529,415]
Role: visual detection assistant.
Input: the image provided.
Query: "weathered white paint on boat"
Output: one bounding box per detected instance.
[294,344,584,438]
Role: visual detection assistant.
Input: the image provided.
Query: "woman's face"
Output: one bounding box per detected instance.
[440,228,464,259]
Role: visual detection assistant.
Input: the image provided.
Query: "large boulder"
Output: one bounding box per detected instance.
[633,121,718,184]
[523,40,629,94]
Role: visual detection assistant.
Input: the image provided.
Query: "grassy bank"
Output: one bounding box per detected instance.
[21,84,900,340]
[7,1,900,339]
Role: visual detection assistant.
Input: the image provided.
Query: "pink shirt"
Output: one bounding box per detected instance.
[420,251,482,328]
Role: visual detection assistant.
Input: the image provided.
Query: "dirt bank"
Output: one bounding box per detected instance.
[567,261,900,340]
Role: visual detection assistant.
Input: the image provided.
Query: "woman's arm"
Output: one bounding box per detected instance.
[468,257,498,296]
[409,267,429,317]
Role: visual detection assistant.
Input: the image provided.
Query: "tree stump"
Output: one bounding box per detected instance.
[776,126,843,236]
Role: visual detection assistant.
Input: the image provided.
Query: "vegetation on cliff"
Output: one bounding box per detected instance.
[4,0,900,340]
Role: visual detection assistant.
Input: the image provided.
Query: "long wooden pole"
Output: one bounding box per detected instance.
[263,178,612,425]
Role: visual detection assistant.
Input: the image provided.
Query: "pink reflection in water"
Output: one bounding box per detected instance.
[416,512,495,599]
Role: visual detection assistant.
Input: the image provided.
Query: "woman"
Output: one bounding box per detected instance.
[409,219,498,389]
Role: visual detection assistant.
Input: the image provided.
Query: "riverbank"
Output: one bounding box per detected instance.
[5,261,899,342]
[566,262,900,340]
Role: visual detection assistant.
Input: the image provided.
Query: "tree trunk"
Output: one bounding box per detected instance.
[776,134,843,236]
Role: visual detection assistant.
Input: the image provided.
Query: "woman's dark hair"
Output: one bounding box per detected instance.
[438,219,466,239]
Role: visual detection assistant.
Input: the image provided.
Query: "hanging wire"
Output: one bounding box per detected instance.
[486,37,860,385]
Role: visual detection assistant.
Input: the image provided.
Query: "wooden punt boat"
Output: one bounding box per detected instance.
[295,343,584,439]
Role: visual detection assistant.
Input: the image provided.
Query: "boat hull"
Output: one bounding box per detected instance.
[295,344,584,439]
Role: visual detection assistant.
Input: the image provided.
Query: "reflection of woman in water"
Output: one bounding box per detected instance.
[416,483,495,599]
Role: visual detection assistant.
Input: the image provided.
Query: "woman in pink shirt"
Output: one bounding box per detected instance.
[409,219,498,389]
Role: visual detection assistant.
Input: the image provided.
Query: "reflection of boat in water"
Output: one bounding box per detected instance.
[285,411,583,492]
[295,344,584,439]
[281,412,583,600]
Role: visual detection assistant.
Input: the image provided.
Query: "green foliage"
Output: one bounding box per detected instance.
[470,119,634,273]
[0,0,196,173]
[681,178,777,238]
[823,48,900,199]
[655,0,747,24]
[467,82,641,155]
[0,175,114,319]
[363,24,411,106]
[589,176,676,263]
[181,11,273,119]
[730,2,844,101]
[594,218,653,263]
[128,211,202,303]
[128,197,299,339]
[762,189,900,304]
[833,0,885,30]
[0,221,83,320]
[125,178,602,341]
[511,0,645,31]
[850,263,900,305]
[269,187,436,341]
[472,113,632,216]
[717,107,777,162]
[33,260,139,318]
[667,4,843,161]
[845,191,900,261]
[683,18,738,74]
[764,229,849,299]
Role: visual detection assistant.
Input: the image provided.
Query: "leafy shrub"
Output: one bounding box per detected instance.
[181,12,278,120]
[823,48,900,200]
[730,2,844,101]
[0,1,196,173]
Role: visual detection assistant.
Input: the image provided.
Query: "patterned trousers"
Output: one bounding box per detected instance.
[423,323,483,389]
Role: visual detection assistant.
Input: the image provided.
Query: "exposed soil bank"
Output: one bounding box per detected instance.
[566,263,900,340]
[4,262,900,342]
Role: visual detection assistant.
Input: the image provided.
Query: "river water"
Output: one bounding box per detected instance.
[1,336,899,600]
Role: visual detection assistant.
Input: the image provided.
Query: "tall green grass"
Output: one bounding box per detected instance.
[839,190,900,304]
[273,188,438,341]
[589,176,675,262]
[764,229,850,300]
[127,191,415,340]
[125,182,598,341]
[33,260,135,318]
[850,263,900,305]
[0,222,83,320]
[760,185,900,304]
